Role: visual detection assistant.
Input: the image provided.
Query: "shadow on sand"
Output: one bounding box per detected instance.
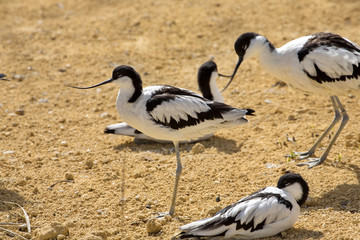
[113,135,245,155]
[311,163,360,213]
[0,188,26,212]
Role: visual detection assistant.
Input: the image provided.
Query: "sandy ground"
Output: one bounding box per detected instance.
[0,0,360,239]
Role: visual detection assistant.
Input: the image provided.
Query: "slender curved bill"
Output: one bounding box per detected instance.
[218,73,232,78]
[221,56,243,92]
[68,78,113,89]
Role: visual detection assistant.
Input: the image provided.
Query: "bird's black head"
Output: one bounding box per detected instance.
[69,65,143,103]
[111,65,143,102]
[277,172,309,206]
[197,61,218,101]
[112,65,142,84]
[234,32,260,57]
[221,32,260,92]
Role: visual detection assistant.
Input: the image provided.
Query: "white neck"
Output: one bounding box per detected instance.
[245,36,283,79]
[209,72,224,103]
[114,76,138,104]
[283,182,303,202]
[244,36,271,59]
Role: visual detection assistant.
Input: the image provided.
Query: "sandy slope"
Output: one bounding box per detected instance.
[0,0,359,239]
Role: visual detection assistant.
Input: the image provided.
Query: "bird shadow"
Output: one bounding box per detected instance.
[0,188,26,212]
[202,135,247,154]
[310,163,360,213]
[264,228,324,240]
[285,228,324,239]
[170,228,323,240]
[112,135,243,155]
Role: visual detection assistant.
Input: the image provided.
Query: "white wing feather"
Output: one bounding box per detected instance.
[180,187,295,238]
[302,45,360,79]
[149,95,211,124]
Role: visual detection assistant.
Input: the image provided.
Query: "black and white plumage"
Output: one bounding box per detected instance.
[70,65,254,216]
[179,173,309,239]
[223,32,360,168]
[104,61,225,144]
[0,73,8,81]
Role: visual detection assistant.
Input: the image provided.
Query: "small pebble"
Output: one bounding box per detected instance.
[33,222,69,240]
[64,220,77,228]
[65,173,74,180]
[100,112,110,118]
[133,172,142,178]
[57,234,66,240]
[274,107,283,114]
[137,214,146,220]
[15,109,25,115]
[287,115,296,120]
[146,218,162,234]
[60,141,68,147]
[178,196,188,202]
[191,143,205,154]
[85,159,94,169]
[254,126,263,132]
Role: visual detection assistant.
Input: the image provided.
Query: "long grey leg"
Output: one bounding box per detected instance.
[169,141,182,217]
[288,96,341,159]
[298,96,349,168]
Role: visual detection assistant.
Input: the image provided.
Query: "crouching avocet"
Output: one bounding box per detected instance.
[179,172,309,239]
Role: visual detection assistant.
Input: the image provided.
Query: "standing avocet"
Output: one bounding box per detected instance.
[104,60,225,143]
[70,65,254,216]
[223,32,360,168]
[179,172,309,239]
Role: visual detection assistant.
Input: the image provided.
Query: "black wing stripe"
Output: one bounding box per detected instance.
[150,102,238,130]
[298,32,360,62]
[146,86,204,112]
[305,63,360,84]
[146,86,239,130]
[214,193,292,233]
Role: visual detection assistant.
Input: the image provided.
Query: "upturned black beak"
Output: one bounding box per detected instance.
[68,78,113,89]
[221,56,243,92]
